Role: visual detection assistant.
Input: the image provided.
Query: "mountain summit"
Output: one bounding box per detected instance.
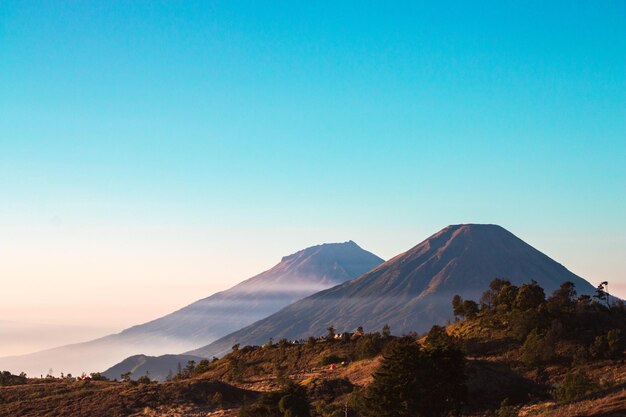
[189,224,596,358]
[0,241,383,377]
[117,240,384,346]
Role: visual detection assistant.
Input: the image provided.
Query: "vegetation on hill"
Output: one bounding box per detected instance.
[1,279,624,416]
[0,371,27,387]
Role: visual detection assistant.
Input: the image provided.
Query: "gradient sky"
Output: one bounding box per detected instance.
[1,1,625,356]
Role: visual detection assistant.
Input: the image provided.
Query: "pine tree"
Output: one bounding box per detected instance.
[363,338,465,417]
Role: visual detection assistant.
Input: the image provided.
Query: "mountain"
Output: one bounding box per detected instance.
[0,241,383,377]
[189,224,596,358]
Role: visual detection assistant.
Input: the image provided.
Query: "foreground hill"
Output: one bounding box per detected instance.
[0,241,383,377]
[189,224,596,358]
[2,278,624,416]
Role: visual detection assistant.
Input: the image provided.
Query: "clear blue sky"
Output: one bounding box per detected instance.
[1,1,625,352]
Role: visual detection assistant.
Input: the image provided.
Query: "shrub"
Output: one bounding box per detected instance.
[572,346,589,365]
[239,382,310,417]
[137,375,151,384]
[554,371,596,402]
[519,329,554,366]
[212,391,223,409]
[424,325,456,350]
[606,329,624,358]
[196,359,212,374]
[494,398,518,417]
[0,371,27,386]
[320,354,345,366]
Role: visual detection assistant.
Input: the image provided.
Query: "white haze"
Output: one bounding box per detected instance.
[0,321,117,357]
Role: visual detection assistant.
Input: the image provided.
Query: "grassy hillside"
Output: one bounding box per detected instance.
[1,279,624,416]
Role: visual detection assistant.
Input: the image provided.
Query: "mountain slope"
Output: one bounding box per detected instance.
[0,241,383,377]
[189,224,596,358]
[117,240,383,347]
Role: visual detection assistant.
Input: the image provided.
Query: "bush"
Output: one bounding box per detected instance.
[239,382,310,417]
[137,375,151,384]
[591,329,625,359]
[572,346,589,365]
[424,325,456,349]
[315,402,344,417]
[193,359,211,376]
[320,354,345,366]
[0,370,27,386]
[554,371,597,402]
[519,329,554,366]
[212,391,223,409]
[606,329,624,358]
[494,398,518,417]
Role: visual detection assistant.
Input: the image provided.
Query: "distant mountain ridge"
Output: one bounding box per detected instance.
[189,224,596,358]
[116,240,383,347]
[0,241,384,377]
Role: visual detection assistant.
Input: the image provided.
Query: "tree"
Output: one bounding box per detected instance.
[514,280,545,311]
[452,295,463,320]
[363,338,466,417]
[194,359,211,375]
[120,372,132,382]
[355,333,382,360]
[382,324,391,338]
[184,360,196,377]
[550,282,577,306]
[546,282,577,318]
[594,281,610,308]
[591,329,624,359]
[326,325,336,341]
[462,300,479,319]
[606,329,624,358]
[228,355,245,383]
[496,283,519,311]
[480,278,512,309]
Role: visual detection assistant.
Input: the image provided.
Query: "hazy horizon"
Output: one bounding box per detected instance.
[1,1,625,358]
